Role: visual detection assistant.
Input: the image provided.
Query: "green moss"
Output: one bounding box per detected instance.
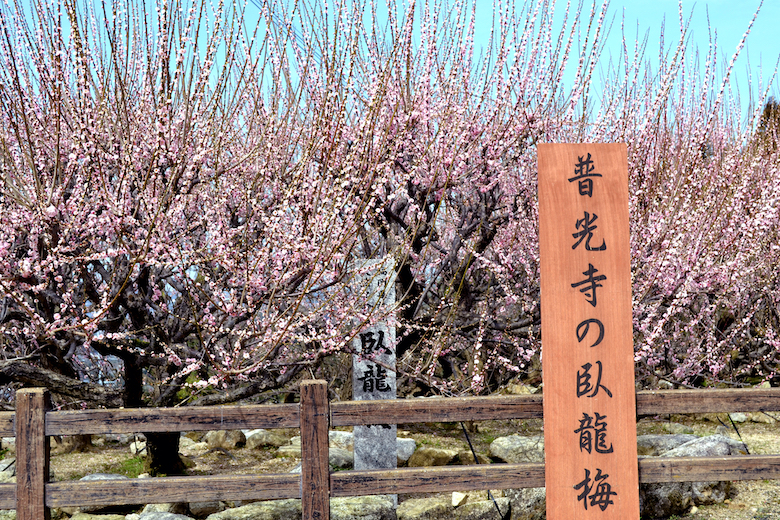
[104,456,145,478]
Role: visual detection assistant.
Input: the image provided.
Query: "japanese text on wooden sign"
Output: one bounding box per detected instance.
[538,143,639,519]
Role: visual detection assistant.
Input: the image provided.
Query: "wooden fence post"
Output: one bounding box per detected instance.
[300,380,330,520]
[16,388,50,520]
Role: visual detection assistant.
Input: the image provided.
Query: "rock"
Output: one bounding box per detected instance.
[179,437,196,449]
[181,442,210,456]
[131,440,148,456]
[205,499,301,519]
[506,488,545,520]
[397,495,452,520]
[456,450,491,465]
[276,444,302,457]
[103,433,138,444]
[139,513,195,520]
[489,435,544,463]
[636,434,698,456]
[397,438,416,463]
[329,447,354,469]
[329,431,355,450]
[661,422,694,434]
[141,503,189,515]
[452,492,468,507]
[454,498,510,520]
[748,412,776,424]
[640,435,743,517]
[729,412,748,423]
[1,438,15,451]
[204,430,246,450]
[407,447,458,467]
[246,430,289,449]
[639,483,691,518]
[189,501,227,517]
[715,425,733,436]
[330,495,396,520]
[82,472,130,481]
[504,383,538,395]
[183,432,205,442]
[662,434,747,457]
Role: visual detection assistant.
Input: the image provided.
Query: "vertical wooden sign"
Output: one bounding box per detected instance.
[538,143,639,519]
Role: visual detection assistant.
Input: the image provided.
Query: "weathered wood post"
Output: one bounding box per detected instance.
[351,259,397,485]
[300,380,330,520]
[538,143,640,519]
[16,388,51,520]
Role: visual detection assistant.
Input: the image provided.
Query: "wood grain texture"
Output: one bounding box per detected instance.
[16,388,50,520]
[638,454,780,483]
[44,403,300,435]
[300,380,330,520]
[331,394,544,426]
[0,412,13,438]
[539,143,639,519]
[331,463,546,496]
[636,389,780,415]
[5,454,780,510]
[46,473,300,507]
[0,483,14,509]
[0,389,773,438]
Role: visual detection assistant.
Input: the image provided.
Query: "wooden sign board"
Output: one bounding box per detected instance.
[538,143,639,519]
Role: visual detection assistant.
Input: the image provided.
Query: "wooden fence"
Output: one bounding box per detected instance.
[4,380,780,519]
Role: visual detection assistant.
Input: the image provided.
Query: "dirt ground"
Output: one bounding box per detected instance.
[43,413,780,519]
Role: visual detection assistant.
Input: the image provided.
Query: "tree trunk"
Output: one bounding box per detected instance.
[144,432,187,476]
[62,434,93,453]
[123,356,188,476]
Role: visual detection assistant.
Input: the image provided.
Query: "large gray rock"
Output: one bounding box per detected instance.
[662,434,747,457]
[205,499,301,519]
[640,434,745,518]
[505,488,545,520]
[503,435,746,519]
[636,434,698,456]
[489,435,544,463]
[330,495,396,520]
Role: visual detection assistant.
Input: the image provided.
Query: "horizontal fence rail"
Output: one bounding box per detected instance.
[5,384,780,519]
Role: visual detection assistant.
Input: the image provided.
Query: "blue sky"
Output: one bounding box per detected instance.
[598,0,779,108]
[464,0,779,114]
